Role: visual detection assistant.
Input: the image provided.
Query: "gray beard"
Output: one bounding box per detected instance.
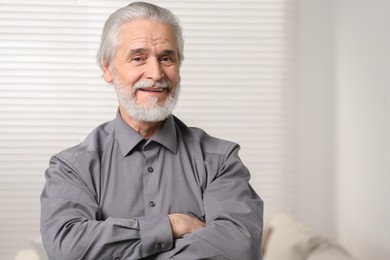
[113,79,180,123]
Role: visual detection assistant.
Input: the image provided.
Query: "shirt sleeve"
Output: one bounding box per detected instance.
[152,143,264,260]
[40,155,174,260]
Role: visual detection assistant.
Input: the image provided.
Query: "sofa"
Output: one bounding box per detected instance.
[14,215,355,260]
[262,214,355,260]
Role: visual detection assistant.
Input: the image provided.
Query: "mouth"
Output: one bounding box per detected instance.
[139,87,166,93]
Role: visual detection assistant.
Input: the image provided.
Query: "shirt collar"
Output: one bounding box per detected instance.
[151,115,177,154]
[114,111,177,156]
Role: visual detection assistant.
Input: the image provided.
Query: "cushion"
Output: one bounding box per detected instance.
[308,240,355,260]
[263,214,326,260]
[13,249,40,260]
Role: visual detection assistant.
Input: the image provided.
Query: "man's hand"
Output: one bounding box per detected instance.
[168,213,206,239]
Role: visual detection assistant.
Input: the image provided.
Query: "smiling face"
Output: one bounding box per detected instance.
[102,19,181,123]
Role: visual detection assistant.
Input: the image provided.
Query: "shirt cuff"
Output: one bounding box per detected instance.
[138,214,173,256]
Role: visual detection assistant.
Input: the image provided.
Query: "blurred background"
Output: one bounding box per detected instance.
[0,0,389,259]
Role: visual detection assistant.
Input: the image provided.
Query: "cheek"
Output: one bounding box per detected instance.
[165,68,180,86]
[115,63,143,83]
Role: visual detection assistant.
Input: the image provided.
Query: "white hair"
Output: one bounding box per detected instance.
[96,2,184,69]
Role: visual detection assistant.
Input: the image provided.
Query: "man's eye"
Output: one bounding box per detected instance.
[131,56,146,63]
[160,56,174,64]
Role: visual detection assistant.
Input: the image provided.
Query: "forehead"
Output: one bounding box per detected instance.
[118,19,178,51]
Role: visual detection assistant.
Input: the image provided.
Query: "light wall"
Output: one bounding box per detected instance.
[297,0,390,259]
[335,0,390,259]
[296,0,336,240]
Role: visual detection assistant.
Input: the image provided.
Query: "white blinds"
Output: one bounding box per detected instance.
[0,0,295,257]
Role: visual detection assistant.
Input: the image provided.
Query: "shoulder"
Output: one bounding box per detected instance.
[53,119,115,165]
[173,115,239,156]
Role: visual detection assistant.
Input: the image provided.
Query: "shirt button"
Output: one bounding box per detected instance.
[149,201,156,207]
[147,167,154,173]
[155,243,162,249]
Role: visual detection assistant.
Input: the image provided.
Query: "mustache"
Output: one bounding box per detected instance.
[132,80,173,92]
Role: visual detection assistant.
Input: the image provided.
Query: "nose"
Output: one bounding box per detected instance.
[146,58,164,81]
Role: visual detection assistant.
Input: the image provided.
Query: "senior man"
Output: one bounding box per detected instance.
[40,2,263,259]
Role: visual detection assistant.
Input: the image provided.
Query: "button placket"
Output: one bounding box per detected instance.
[142,141,160,213]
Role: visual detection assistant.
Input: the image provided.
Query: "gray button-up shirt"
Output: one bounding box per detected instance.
[41,112,263,260]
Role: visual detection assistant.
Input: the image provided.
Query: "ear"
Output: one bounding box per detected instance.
[102,61,113,83]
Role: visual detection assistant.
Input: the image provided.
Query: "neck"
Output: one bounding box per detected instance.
[119,107,163,139]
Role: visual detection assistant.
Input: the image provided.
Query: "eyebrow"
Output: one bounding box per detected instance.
[127,48,177,59]
[160,49,177,57]
[128,48,148,55]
